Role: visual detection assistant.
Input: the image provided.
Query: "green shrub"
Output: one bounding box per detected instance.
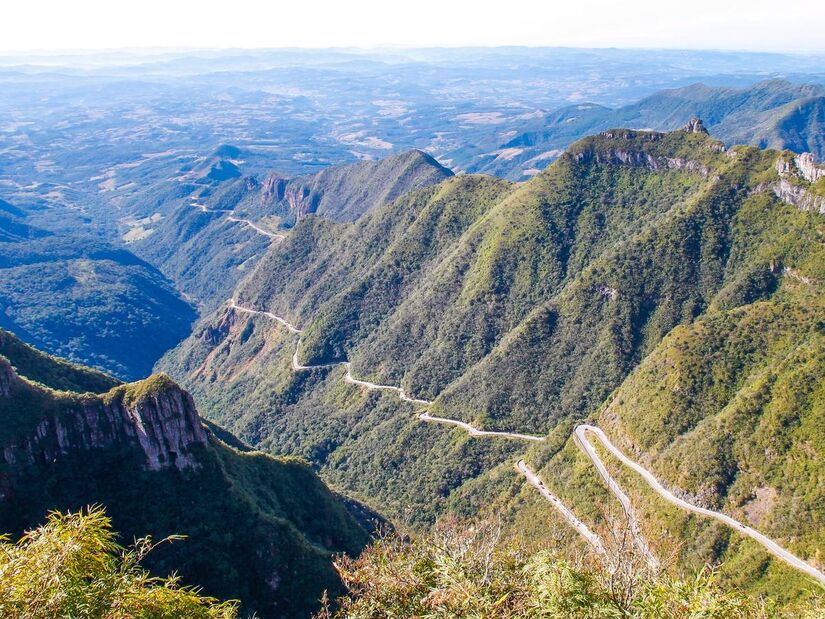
[0,506,238,619]
[319,518,823,618]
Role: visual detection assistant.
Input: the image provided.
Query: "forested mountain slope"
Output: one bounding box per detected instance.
[128,149,452,309]
[0,199,196,380]
[0,329,371,618]
[622,80,825,156]
[490,272,825,602]
[159,123,825,600]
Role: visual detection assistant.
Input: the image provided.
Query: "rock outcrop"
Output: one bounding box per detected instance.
[569,127,724,176]
[258,173,319,219]
[573,145,711,177]
[0,363,207,472]
[0,338,372,618]
[794,152,825,184]
[250,149,453,223]
[773,154,825,214]
[683,117,709,134]
[260,172,289,202]
[283,183,318,219]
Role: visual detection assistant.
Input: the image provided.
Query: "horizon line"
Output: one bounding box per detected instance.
[1,44,824,58]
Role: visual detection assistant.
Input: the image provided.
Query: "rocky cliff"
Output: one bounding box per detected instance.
[0,359,207,472]
[568,123,722,177]
[774,152,825,214]
[0,336,372,618]
[249,149,454,223]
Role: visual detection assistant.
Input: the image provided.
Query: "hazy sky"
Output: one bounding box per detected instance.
[2,0,824,53]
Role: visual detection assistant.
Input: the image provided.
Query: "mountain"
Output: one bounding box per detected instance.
[621,80,825,154]
[127,149,453,310]
[452,80,825,179]
[0,226,196,380]
[745,94,825,155]
[245,149,454,224]
[159,123,825,601]
[0,329,372,618]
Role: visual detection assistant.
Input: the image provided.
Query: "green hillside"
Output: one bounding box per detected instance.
[0,328,119,393]
[128,149,453,310]
[159,124,825,602]
[0,330,372,618]
[0,228,197,380]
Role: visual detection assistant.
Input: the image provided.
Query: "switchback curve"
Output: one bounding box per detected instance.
[225,298,825,585]
[190,198,285,240]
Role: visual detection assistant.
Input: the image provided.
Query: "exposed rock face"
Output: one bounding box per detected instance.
[596,285,619,300]
[200,303,240,346]
[250,150,453,224]
[260,172,289,202]
[795,152,825,183]
[258,173,320,219]
[571,129,720,176]
[283,183,318,219]
[773,155,825,214]
[773,180,825,214]
[573,147,710,177]
[0,365,208,472]
[121,383,208,470]
[683,117,709,134]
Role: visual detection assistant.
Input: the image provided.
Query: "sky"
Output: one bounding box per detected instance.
[1,0,824,54]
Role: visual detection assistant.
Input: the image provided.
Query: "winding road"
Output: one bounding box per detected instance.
[575,425,825,584]
[573,426,659,570]
[419,412,543,441]
[229,298,302,334]
[225,297,825,585]
[190,198,285,241]
[517,459,608,559]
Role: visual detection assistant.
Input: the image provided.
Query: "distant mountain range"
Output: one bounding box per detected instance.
[4,75,823,380]
[0,328,371,618]
[449,80,825,179]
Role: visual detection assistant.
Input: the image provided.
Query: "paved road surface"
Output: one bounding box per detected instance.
[575,424,825,585]
[573,427,659,569]
[517,459,608,559]
[228,298,302,334]
[419,412,543,441]
[191,198,285,240]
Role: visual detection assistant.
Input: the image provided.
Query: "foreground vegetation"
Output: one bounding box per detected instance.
[320,518,824,619]
[0,507,238,618]
[0,332,371,617]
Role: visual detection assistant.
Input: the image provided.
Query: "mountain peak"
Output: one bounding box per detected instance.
[212,144,242,159]
[396,149,454,175]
